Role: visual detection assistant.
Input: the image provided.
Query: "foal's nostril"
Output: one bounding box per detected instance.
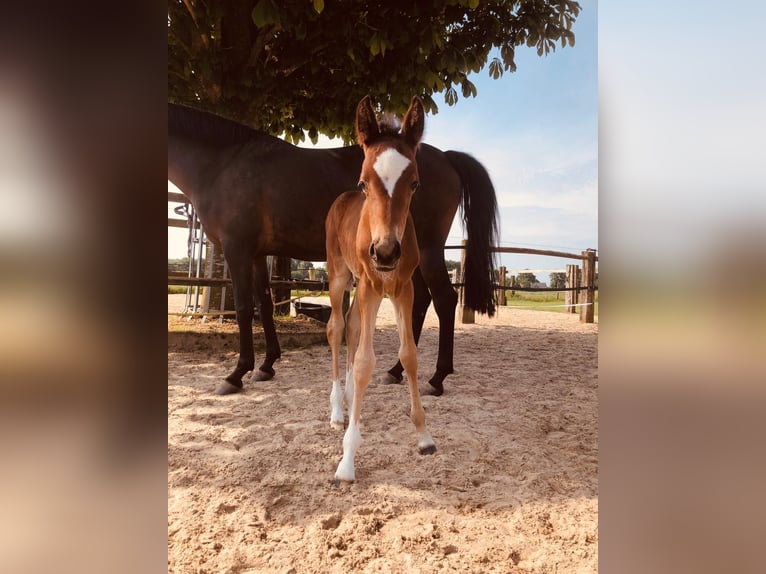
[369,243,376,260]
[392,241,401,260]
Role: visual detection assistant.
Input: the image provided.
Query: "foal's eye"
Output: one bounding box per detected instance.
[410,180,420,192]
[357,181,367,193]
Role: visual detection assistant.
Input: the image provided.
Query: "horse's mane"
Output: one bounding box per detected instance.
[168,102,273,146]
[377,113,402,137]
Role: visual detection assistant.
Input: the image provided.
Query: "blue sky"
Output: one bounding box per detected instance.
[169,0,598,283]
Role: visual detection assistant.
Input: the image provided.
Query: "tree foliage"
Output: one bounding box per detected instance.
[168,0,581,143]
[515,272,537,288]
[549,271,566,289]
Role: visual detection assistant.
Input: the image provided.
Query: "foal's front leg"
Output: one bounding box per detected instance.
[327,269,351,429]
[391,283,436,455]
[335,282,381,483]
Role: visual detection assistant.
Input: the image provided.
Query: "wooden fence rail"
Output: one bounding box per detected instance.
[168,196,596,322]
[445,244,598,262]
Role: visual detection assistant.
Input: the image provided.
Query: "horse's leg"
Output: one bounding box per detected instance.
[344,292,361,413]
[391,282,436,455]
[216,243,255,395]
[251,256,280,381]
[419,249,458,396]
[327,268,351,429]
[334,281,381,483]
[381,268,431,385]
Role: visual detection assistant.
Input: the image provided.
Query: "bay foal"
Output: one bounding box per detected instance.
[326,96,436,483]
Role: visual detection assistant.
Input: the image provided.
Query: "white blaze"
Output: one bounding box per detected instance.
[372,148,410,197]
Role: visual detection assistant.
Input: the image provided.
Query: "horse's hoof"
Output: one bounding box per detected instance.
[214,381,242,395]
[419,444,437,455]
[380,372,402,385]
[420,384,444,397]
[252,369,274,382]
[330,420,345,431]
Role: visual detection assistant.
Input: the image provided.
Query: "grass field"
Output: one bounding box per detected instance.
[501,291,598,316]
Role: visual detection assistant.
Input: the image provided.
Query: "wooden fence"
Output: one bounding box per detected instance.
[448,241,598,324]
[169,193,597,322]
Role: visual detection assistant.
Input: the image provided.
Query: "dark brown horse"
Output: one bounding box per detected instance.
[167,102,498,396]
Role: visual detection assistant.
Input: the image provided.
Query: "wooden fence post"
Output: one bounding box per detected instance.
[203,240,235,317]
[580,250,596,323]
[459,239,475,324]
[497,266,507,306]
[271,257,292,316]
[565,264,580,314]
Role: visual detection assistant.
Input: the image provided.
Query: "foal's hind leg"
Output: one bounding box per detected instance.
[343,292,361,412]
[327,268,352,429]
[391,282,436,455]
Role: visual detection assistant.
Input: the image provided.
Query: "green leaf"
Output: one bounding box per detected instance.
[445,87,458,106]
[422,93,439,115]
[460,79,476,99]
[251,0,270,27]
[313,0,324,14]
[432,30,444,49]
[488,58,503,79]
[369,33,380,56]
[251,0,280,27]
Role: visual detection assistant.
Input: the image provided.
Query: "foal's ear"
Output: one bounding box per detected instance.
[355,96,379,147]
[401,96,425,149]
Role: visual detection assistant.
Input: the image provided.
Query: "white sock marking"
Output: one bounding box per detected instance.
[372,148,410,197]
[330,379,344,428]
[335,420,363,482]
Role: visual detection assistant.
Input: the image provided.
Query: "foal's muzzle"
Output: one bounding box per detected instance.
[369,239,401,271]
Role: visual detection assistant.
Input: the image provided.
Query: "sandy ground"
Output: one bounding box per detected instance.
[168,294,598,573]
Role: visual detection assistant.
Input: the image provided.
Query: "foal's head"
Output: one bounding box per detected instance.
[355,96,424,272]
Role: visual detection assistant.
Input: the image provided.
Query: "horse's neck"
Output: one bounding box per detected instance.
[167,134,229,201]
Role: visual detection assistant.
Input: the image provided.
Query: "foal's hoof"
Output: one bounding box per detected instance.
[214,381,242,395]
[252,369,275,382]
[419,444,437,456]
[380,372,403,385]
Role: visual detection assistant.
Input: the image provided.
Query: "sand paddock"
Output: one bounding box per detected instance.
[168,296,598,573]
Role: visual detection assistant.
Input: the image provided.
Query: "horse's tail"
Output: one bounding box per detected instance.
[444,150,499,317]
